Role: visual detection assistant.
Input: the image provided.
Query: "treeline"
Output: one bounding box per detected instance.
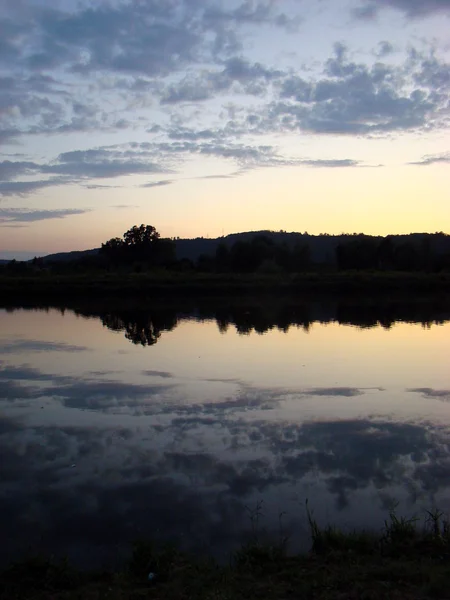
[198,234,450,273]
[1,226,450,276]
[197,235,311,273]
[335,236,450,271]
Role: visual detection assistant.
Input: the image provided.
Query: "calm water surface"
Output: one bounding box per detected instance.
[1,298,450,566]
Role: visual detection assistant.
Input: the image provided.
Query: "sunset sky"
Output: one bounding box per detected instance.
[0,0,449,259]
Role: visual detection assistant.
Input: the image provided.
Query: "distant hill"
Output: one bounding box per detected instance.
[36,231,341,264]
[4,230,450,265]
[40,248,101,263]
[175,231,340,263]
[174,231,450,264]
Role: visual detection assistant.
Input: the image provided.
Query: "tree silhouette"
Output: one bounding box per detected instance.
[100,224,174,268]
[123,224,160,246]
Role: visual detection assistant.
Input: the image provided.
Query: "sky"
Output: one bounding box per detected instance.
[0,0,449,259]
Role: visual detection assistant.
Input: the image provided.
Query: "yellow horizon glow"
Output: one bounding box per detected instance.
[1,161,448,255]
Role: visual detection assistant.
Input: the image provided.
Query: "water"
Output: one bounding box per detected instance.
[1,296,450,567]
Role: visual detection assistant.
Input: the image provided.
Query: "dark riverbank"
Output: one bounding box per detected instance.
[3,510,450,599]
[2,270,450,300]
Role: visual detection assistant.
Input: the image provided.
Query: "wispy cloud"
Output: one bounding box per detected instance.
[0,339,88,353]
[0,141,372,200]
[409,152,450,166]
[408,387,450,400]
[111,204,140,210]
[0,208,90,224]
[43,148,169,179]
[300,159,361,168]
[0,178,67,197]
[83,184,123,190]
[140,180,173,188]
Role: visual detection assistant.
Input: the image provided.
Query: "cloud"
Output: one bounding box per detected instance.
[0,129,20,145]
[142,370,174,379]
[155,42,449,141]
[1,135,355,199]
[0,145,172,196]
[409,152,450,166]
[154,383,378,418]
[110,204,140,209]
[167,127,221,141]
[0,357,375,417]
[203,1,299,29]
[0,208,90,223]
[0,339,89,354]
[0,417,253,566]
[0,178,67,197]
[196,173,238,179]
[0,0,447,163]
[51,380,177,411]
[307,387,366,397]
[0,74,68,139]
[353,0,450,18]
[409,47,450,94]
[0,380,40,401]
[147,139,306,172]
[0,361,177,412]
[300,159,361,168]
[0,160,41,181]
[408,388,450,400]
[0,361,72,401]
[83,184,122,190]
[0,71,127,141]
[253,42,449,136]
[22,4,200,77]
[1,412,449,568]
[140,180,173,188]
[374,41,395,58]
[0,2,221,140]
[44,148,169,179]
[161,77,216,105]
[1,0,448,201]
[2,1,294,85]
[160,56,283,104]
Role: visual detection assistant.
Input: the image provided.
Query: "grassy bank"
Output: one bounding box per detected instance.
[3,508,450,599]
[2,270,450,299]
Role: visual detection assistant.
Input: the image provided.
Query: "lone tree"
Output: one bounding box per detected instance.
[101,224,174,268]
[123,224,160,247]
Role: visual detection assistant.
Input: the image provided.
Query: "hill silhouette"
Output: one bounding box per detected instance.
[36,230,450,266]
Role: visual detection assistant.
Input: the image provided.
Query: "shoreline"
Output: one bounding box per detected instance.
[2,510,450,599]
[2,270,450,299]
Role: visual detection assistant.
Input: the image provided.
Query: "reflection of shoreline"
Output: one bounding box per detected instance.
[4,295,450,345]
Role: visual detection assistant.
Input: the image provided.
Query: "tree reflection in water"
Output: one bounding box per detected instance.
[65,296,450,346]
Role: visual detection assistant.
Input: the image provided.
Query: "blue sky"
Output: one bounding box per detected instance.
[0,0,449,258]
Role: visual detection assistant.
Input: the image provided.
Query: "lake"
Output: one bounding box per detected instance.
[1,295,450,568]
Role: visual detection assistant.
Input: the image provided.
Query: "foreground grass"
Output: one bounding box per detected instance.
[2,270,450,299]
[3,508,450,599]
